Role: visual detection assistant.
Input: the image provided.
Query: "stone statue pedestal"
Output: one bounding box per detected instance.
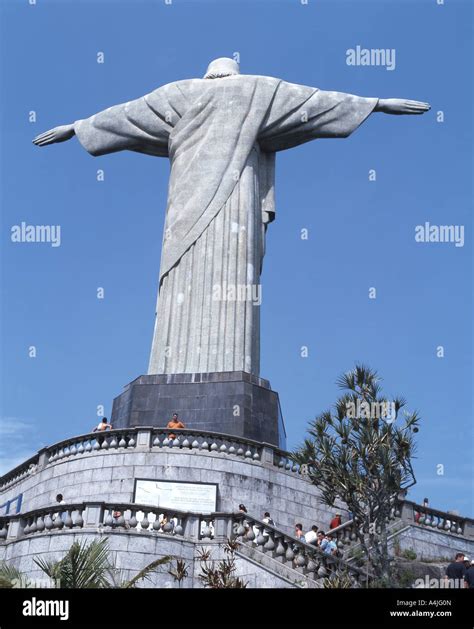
[110,371,286,448]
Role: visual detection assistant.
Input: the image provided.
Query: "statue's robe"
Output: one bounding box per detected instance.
[74,75,377,375]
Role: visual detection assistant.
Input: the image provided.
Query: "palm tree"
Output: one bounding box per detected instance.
[34,538,111,588]
[32,537,172,588]
[293,364,419,586]
[0,561,31,588]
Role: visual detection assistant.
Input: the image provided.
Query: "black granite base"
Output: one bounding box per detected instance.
[110,371,286,448]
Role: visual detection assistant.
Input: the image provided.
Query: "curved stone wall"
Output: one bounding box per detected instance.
[0,446,337,535]
[0,528,298,589]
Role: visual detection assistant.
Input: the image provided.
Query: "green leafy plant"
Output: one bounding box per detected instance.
[400,548,417,561]
[169,558,189,588]
[34,538,111,589]
[0,561,31,588]
[197,539,247,589]
[293,364,420,586]
[322,569,355,588]
[33,537,172,588]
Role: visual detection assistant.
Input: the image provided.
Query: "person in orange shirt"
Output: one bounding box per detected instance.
[166,413,185,440]
[329,513,342,530]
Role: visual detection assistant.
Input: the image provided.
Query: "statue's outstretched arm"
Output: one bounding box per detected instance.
[33,124,76,147]
[374,99,430,115]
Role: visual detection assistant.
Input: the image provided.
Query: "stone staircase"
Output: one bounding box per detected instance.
[233,513,372,588]
[236,542,322,588]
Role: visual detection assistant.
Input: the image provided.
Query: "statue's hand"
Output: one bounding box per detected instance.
[376,99,431,115]
[33,124,75,147]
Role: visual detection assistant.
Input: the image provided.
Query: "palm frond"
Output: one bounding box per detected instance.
[122,556,172,589]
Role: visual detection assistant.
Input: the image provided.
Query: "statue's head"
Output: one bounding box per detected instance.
[204,57,240,79]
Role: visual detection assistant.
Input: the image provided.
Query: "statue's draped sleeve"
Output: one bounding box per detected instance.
[258,80,378,152]
[73,83,188,158]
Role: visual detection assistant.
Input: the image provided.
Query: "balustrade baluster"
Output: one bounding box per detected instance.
[129,510,138,528]
[263,531,275,551]
[174,518,184,536]
[255,525,266,547]
[274,536,286,560]
[44,513,54,530]
[64,511,73,528]
[74,510,84,528]
[140,511,150,530]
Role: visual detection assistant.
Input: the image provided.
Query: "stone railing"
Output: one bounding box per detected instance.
[400,500,474,538]
[0,501,233,544]
[232,512,372,586]
[0,503,86,541]
[0,501,372,585]
[327,503,402,551]
[0,455,40,492]
[149,428,262,461]
[0,427,308,493]
[271,447,304,473]
[46,429,138,462]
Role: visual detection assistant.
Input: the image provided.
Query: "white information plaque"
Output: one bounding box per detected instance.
[134,479,217,513]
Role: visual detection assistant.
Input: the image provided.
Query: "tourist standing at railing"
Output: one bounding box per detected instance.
[93,417,113,432]
[238,504,250,533]
[52,493,66,523]
[321,533,338,556]
[262,512,274,539]
[92,417,113,446]
[329,513,342,530]
[166,413,185,440]
[304,525,319,546]
[295,523,305,542]
[56,493,65,506]
[316,531,325,547]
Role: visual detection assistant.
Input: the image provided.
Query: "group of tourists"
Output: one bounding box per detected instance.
[91,413,186,435]
[238,505,342,557]
[295,522,340,556]
[445,553,474,588]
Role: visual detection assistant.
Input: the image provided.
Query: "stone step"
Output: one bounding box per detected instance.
[236,542,323,588]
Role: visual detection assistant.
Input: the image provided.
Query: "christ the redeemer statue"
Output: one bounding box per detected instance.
[34,57,429,377]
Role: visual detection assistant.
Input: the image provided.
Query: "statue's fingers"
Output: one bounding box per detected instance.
[33,131,54,143]
[406,103,429,112]
[409,102,431,110]
[34,129,54,139]
[36,136,54,146]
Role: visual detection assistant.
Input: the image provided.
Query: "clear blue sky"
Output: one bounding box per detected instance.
[0,0,472,516]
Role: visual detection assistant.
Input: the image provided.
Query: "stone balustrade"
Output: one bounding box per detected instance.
[0,503,86,540]
[233,512,371,586]
[0,427,308,493]
[0,500,371,584]
[46,429,138,462]
[272,447,303,473]
[0,501,235,544]
[149,428,262,461]
[0,455,40,492]
[0,518,10,541]
[401,500,471,537]
[101,503,187,536]
[327,503,402,550]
